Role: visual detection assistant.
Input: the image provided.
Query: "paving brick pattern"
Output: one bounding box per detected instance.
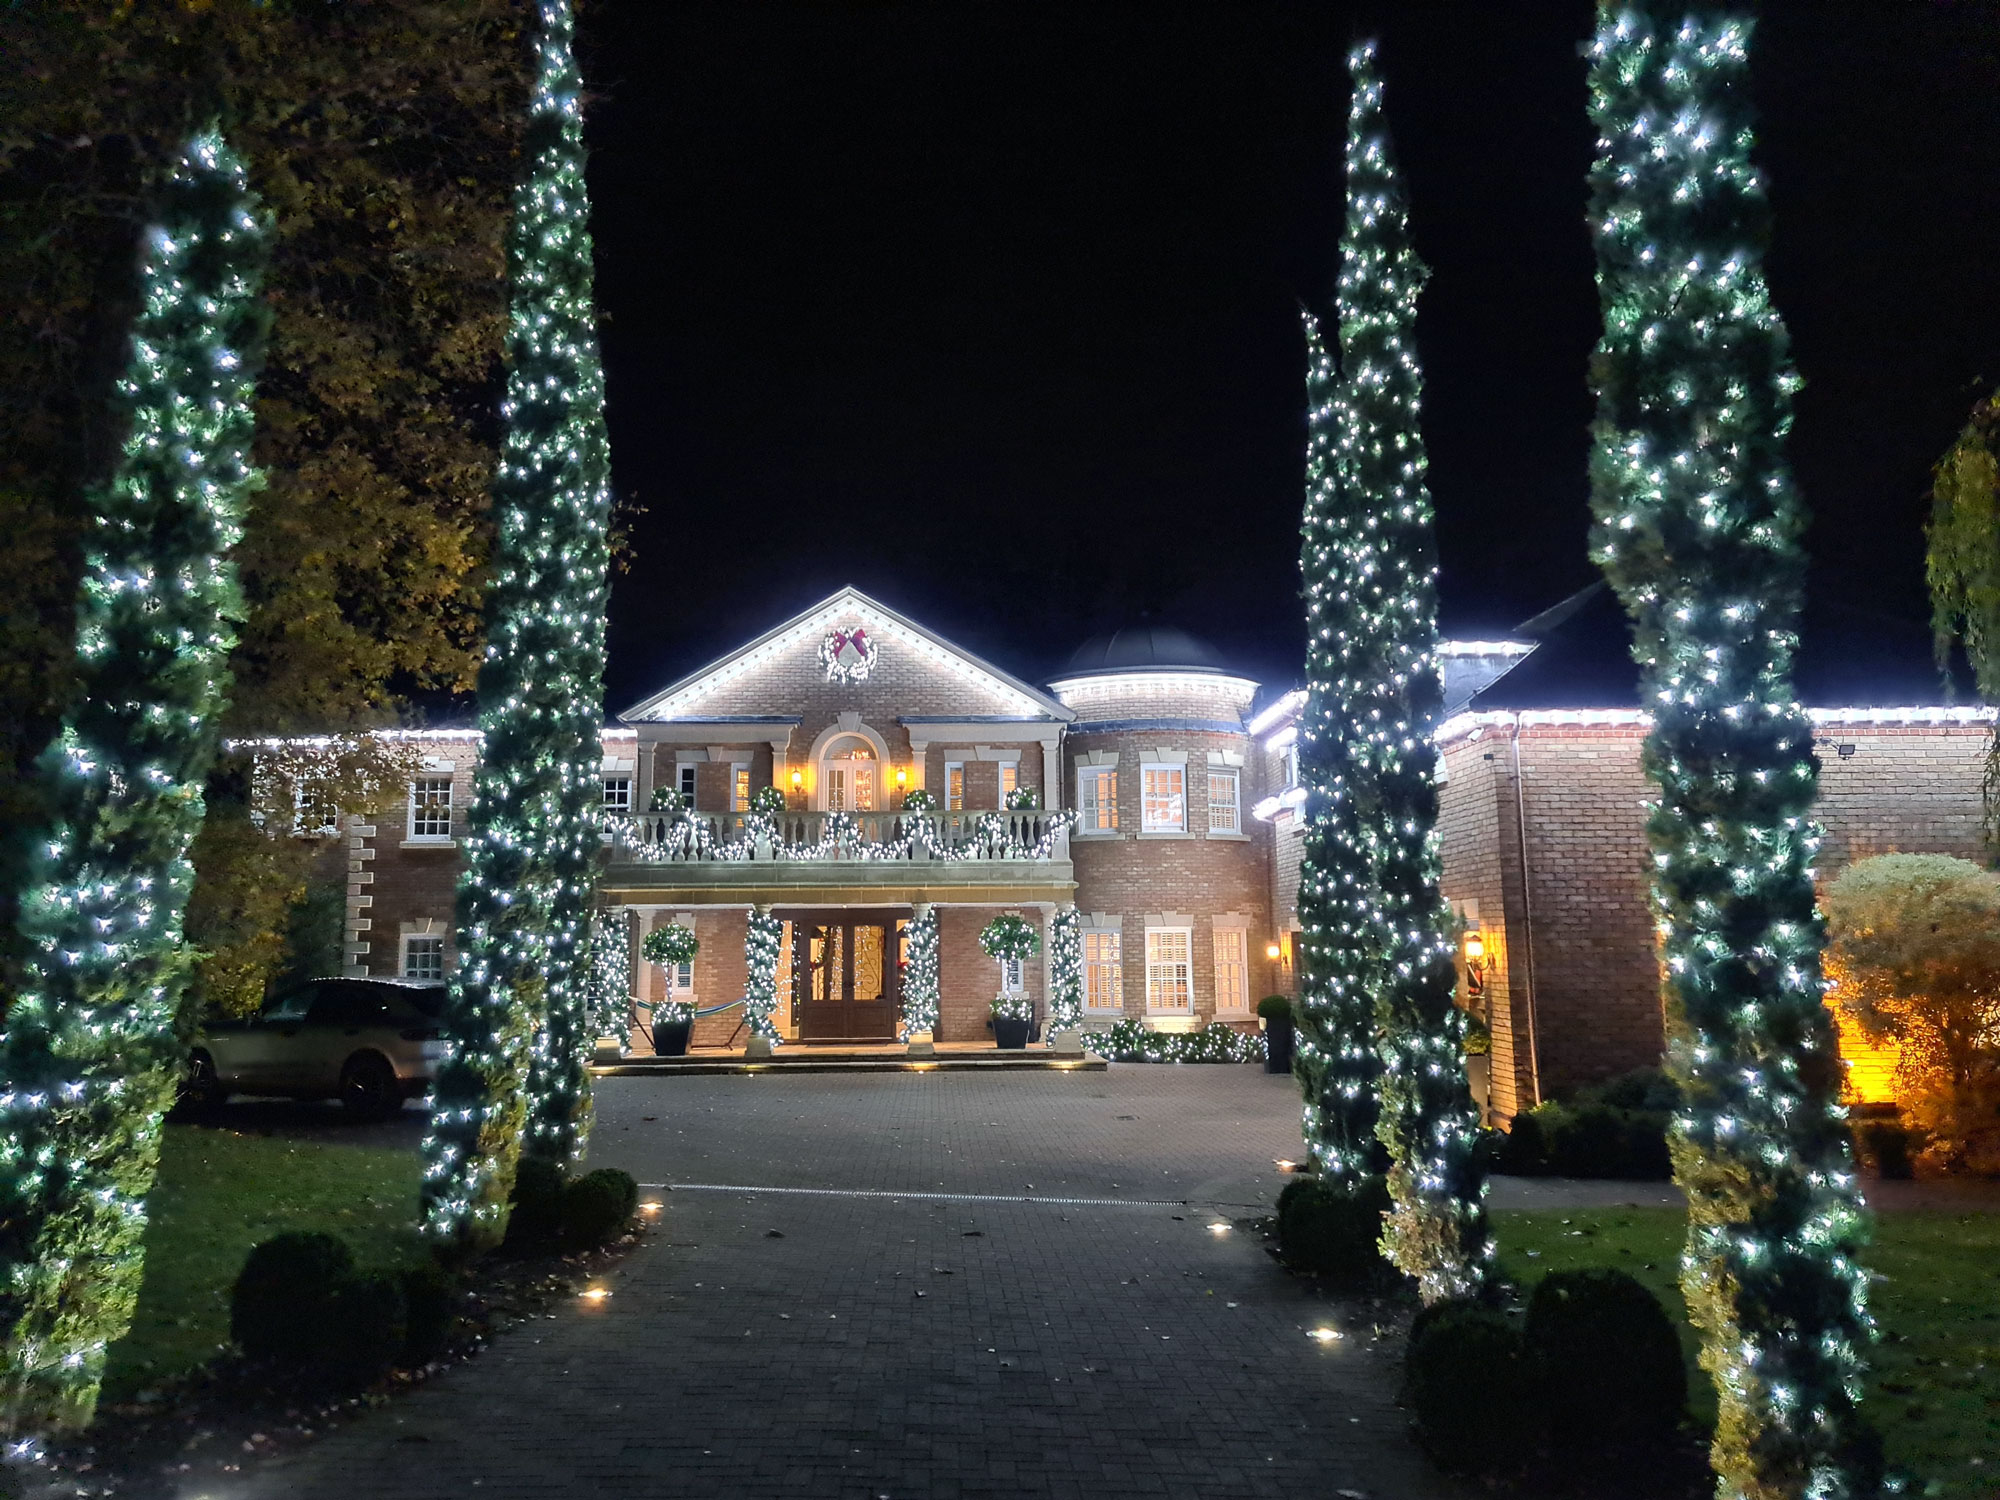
[237,1068,1463,1500]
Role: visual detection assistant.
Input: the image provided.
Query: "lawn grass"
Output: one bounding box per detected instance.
[102,1126,422,1401]
[1495,1207,2000,1496]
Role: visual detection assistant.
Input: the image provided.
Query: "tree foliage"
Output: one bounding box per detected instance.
[1824,854,2000,1176]
[0,0,525,1011]
[1925,387,2000,836]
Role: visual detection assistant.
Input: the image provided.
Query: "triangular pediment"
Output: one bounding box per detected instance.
[619,586,1073,723]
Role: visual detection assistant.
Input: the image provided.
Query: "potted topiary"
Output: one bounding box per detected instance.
[1257,994,1295,1075]
[642,923,700,1056]
[979,914,1041,1049]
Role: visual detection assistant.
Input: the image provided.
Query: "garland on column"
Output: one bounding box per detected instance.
[1337,41,1490,1304]
[901,906,940,1040]
[1585,11,1875,1495]
[1045,905,1083,1042]
[587,909,636,1055]
[0,130,268,1437]
[744,909,783,1043]
[1289,308,1386,1188]
[424,0,613,1247]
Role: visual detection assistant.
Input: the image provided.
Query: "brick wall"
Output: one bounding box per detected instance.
[352,737,479,980]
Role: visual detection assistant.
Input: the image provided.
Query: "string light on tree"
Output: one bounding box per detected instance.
[0,130,269,1437]
[1335,41,1491,1304]
[1585,9,1877,1495]
[424,0,614,1246]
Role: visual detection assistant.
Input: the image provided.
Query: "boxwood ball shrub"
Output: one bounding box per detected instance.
[1256,994,1292,1021]
[563,1168,639,1248]
[231,1232,355,1361]
[318,1271,408,1387]
[504,1154,569,1250]
[398,1264,460,1366]
[1525,1268,1686,1451]
[1276,1175,1391,1285]
[1403,1301,1537,1474]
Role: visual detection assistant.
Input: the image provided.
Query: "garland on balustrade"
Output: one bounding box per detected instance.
[1083,1020,1264,1065]
[901,907,940,1039]
[743,910,783,1043]
[616,804,1075,865]
[0,129,268,1440]
[1586,9,1877,1495]
[1046,906,1083,1042]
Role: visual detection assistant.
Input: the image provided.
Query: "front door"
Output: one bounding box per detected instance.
[791,914,901,1041]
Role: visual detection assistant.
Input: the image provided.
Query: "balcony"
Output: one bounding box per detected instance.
[600,808,1075,901]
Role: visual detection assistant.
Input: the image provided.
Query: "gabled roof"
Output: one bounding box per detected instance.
[620,586,1075,723]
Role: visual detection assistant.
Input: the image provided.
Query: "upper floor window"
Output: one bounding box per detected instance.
[602,776,632,814]
[998,763,1018,807]
[823,736,877,811]
[1141,764,1185,833]
[733,766,751,811]
[1207,768,1240,834]
[679,764,698,808]
[1077,767,1117,832]
[1145,929,1192,1013]
[1283,743,1300,790]
[409,777,453,840]
[293,779,339,837]
[945,762,966,812]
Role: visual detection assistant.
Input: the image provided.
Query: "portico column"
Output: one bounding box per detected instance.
[1040,739,1062,810]
[768,739,790,796]
[907,900,936,1057]
[907,739,929,793]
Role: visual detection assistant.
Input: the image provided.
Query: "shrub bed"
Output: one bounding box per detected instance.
[230,1231,457,1389]
[1490,1068,1676,1179]
[1083,1017,1263,1063]
[504,1160,640,1251]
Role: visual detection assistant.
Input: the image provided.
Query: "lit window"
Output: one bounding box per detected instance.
[679,764,697,808]
[1145,929,1192,1012]
[1141,764,1185,832]
[404,935,446,982]
[1084,929,1123,1012]
[1207,769,1240,833]
[1213,928,1248,1014]
[409,777,453,840]
[1077,767,1118,831]
[999,763,1018,806]
[945,762,966,811]
[602,776,632,813]
[733,767,750,811]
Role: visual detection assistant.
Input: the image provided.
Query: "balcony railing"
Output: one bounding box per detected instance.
[607,807,1072,866]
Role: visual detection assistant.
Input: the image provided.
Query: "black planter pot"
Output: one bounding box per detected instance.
[992,1015,1031,1050]
[1263,1015,1295,1075]
[653,1018,693,1057]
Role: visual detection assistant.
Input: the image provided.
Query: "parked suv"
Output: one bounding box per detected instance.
[183,977,447,1119]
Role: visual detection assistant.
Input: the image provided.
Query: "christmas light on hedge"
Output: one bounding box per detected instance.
[1585,7,1876,1495]
[0,128,269,1436]
[425,0,614,1246]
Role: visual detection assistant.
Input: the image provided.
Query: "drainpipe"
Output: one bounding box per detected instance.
[1509,717,1545,1107]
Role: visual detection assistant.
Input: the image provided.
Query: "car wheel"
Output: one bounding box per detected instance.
[339,1053,402,1120]
[175,1050,229,1116]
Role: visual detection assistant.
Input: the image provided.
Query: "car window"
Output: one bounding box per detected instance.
[261,988,313,1023]
[309,986,389,1026]
[398,985,447,1018]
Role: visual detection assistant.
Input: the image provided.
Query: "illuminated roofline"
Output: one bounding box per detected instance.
[1048,671,1259,706]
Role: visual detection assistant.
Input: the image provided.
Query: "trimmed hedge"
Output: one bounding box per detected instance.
[505,1161,639,1250]
[1491,1069,1677,1179]
[1276,1175,1390,1286]
[229,1231,452,1387]
[1404,1301,1537,1474]
[1084,1017,1263,1063]
[1525,1268,1685,1450]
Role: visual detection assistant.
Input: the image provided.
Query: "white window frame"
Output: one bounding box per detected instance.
[679,763,698,808]
[1076,766,1118,833]
[1212,925,1249,1016]
[402,933,446,982]
[602,775,633,814]
[732,766,751,812]
[1206,768,1240,834]
[292,779,339,837]
[1082,926,1124,1015]
[408,776,454,841]
[1145,928,1193,1014]
[998,763,1019,807]
[944,761,966,812]
[998,956,1025,994]
[1140,763,1186,833]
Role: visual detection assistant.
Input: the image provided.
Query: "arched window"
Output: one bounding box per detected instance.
[822,735,877,811]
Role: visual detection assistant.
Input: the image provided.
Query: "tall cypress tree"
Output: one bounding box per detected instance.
[1290,309,1386,1187]
[1586,9,1876,1496]
[0,130,268,1435]
[423,0,612,1249]
[1336,40,1490,1304]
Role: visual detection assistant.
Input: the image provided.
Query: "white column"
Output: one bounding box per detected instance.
[907,739,929,792]
[1041,738,1063,810]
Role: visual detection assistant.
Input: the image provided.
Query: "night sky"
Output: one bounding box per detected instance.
[578,3,2000,713]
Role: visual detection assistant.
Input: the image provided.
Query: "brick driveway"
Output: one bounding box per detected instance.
[235,1067,1463,1500]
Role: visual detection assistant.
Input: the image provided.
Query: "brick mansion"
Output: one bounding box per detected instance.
[344,586,1990,1121]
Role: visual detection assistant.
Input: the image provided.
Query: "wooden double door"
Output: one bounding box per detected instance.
[788,910,905,1042]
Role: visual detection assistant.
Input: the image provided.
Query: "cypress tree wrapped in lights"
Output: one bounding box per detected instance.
[900,906,940,1041]
[1045,905,1083,1043]
[1585,10,1876,1496]
[424,0,614,1245]
[1335,41,1491,1303]
[1289,309,1386,1188]
[0,130,268,1437]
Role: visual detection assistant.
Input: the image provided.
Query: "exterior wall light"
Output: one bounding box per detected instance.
[1265,942,1283,962]
[1462,929,1488,998]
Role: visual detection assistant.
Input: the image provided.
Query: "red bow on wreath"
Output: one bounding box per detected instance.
[829,627,869,658]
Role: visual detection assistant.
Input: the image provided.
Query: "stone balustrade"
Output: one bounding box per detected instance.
[608,807,1071,866]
